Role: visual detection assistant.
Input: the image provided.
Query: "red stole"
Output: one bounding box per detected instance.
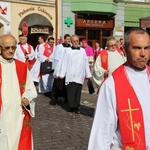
[100,49,124,81]
[113,65,147,150]
[96,50,109,94]
[0,60,32,150]
[116,47,125,57]
[100,49,124,70]
[100,50,108,70]
[20,44,32,55]
[43,43,53,57]
[95,48,101,60]
[20,44,35,70]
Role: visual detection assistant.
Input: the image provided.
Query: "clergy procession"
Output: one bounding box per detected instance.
[0,27,150,149]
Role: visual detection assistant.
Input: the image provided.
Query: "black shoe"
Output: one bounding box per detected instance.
[73,108,80,114]
[67,107,80,113]
[66,108,74,112]
[44,92,52,98]
[49,97,57,105]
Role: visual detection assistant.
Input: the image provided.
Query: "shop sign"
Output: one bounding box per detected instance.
[22,21,28,36]
[140,19,150,28]
[64,17,73,27]
[18,7,53,20]
[31,27,49,34]
[76,18,114,28]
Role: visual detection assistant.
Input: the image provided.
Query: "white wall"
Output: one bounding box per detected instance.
[113,5,124,40]
[0,2,11,34]
[61,2,75,38]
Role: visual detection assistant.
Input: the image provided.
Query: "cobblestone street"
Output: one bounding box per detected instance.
[32,82,98,150]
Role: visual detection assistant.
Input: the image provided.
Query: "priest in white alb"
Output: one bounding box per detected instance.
[0,34,37,150]
[88,28,150,150]
[13,35,35,71]
[49,34,71,105]
[57,35,92,112]
[93,36,126,89]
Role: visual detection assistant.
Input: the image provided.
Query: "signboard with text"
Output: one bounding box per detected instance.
[140,19,150,28]
[76,17,114,29]
[31,27,49,34]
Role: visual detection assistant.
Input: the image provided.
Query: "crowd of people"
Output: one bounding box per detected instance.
[13,33,128,103]
[0,27,150,149]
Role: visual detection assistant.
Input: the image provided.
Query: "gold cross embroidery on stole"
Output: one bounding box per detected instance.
[20,80,26,92]
[24,118,31,129]
[121,98,140,141]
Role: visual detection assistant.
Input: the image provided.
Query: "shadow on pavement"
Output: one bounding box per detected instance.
[55,100,95,118]
[80,105,95,117]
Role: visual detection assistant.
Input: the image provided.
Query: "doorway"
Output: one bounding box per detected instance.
[27,32,49,49]
[88,30,101,49]
[76,28,112,49]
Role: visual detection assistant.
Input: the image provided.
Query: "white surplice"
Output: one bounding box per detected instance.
[88,65,150,150]
[30,43,45,83]
[51,44,70,76]
[14,43,35,63]
[58,47,92,85]
[93,50,126,86]
[0,56,37,150]
[37,43,54,93]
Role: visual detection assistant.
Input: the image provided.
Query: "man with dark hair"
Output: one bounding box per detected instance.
[57,35,92,112]
[88,27,150,150]
[50,34,71,105]
[18,34,23,45]
[30,35,46,84]
[37,36,55,96]
[47,37,55,48]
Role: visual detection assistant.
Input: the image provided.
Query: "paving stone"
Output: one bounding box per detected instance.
[32,81,97,150]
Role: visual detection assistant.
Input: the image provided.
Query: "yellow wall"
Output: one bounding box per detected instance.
[57,0,61,40]
[10,3,55,41]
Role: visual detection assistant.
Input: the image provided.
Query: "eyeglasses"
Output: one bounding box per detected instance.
[0,46,17,50]
[109,44,117,47]
[72,40,79,43]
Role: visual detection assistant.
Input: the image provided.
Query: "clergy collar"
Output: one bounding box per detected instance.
[0,56,14,64]
[62,43,71,48]
[71,46,80,50]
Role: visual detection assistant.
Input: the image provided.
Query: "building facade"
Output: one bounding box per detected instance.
[61,0,118,48]
[61,0,150,49]
[118,0,150,34]
[1,0,150,49]
[0,0,60,48]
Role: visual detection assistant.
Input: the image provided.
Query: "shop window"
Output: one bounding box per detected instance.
[88,30,100,40]
[75,29,86,36]
[102,30,111,37]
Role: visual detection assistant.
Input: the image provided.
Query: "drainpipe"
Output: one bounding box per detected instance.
[55,0,58,44]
